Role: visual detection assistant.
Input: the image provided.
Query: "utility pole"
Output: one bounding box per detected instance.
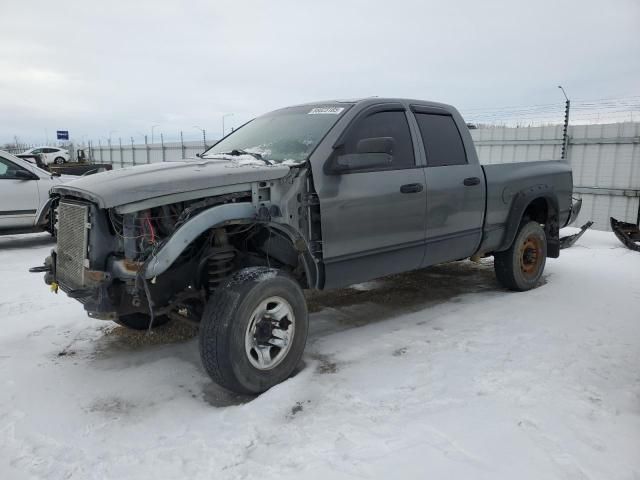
[222,113,234,138]
[151,124,159,144]
[558,85,570,160]
[193,126,207,151]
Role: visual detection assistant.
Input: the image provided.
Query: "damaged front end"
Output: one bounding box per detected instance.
[30,193,256,322]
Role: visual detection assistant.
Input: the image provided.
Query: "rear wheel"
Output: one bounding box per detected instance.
[494,221,547,291]
[54,156,65,164]
[199,267,308,394]
[115,313,170,330]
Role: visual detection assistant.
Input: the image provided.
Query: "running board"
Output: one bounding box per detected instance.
[611,217,640,252]
[559,221,593,249]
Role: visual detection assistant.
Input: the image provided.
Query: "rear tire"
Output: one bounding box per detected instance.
[494,221,547,291]
[199,267,308,395]
[115,313,170,330]
[54,157,65,164]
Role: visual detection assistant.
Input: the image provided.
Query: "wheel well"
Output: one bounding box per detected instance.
[186,224,312,292]
[523,197,549,224]
[522,196,560,258]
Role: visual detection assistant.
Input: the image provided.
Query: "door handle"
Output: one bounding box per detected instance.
[400,183,424,194]
[463,177,481,186]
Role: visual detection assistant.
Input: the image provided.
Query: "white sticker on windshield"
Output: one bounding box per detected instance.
[308,107,345,115]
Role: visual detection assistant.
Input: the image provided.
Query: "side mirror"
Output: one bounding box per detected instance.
[326,136,395,174]
[333,152,393,173]
[356,136,395,155]
[14,170,37,180]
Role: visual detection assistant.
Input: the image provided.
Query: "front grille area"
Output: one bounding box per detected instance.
[56,201,90,290]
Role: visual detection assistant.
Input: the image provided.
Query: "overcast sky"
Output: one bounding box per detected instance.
[1,0,638,145]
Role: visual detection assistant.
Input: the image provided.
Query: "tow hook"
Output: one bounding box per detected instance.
[29,265,51,273]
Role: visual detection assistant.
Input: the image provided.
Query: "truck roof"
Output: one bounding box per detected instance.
[280,97,459,114]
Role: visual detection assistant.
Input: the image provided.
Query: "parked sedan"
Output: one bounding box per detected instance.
[21,146,70,165]
[0,151,77,235]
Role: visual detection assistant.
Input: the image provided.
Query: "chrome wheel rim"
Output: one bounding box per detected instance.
[244,296,295,370]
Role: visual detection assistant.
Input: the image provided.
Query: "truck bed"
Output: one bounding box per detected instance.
[479,160,573,254]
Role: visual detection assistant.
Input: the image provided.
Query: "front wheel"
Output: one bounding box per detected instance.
[199,267,308,394]
[494,221,547,291]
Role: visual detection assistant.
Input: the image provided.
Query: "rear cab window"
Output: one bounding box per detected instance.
[413,111,467,167]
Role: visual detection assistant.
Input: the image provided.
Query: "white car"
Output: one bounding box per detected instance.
[0,151,77,235]
[21,146,70,165]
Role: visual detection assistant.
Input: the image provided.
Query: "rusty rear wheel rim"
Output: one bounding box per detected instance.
[519,234,543,279]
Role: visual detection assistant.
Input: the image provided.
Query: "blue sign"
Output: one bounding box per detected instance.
[56,130,69,140]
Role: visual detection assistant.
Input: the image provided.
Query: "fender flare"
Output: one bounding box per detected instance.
[35,197,54,227]
[143,202,256,278]
[142,203,319,288]
[262,222,320,289]
[497,185,560,257]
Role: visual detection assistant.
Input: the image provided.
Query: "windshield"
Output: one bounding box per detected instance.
[202,104,351,164]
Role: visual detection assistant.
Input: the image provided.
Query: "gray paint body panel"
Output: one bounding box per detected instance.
[309,99,573,288]
[51,159,290,208]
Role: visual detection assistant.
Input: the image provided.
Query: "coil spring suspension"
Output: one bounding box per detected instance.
[207,246,236,294]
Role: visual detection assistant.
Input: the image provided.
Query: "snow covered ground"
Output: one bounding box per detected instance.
[1,229,639,479]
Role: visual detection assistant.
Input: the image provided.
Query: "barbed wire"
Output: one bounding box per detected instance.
[461,95,640,126]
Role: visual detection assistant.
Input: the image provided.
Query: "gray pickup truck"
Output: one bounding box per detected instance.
[32,98,580,394]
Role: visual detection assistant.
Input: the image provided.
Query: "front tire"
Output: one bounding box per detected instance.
[494,221,547,291]
[115,313,170,330]
[199,267,308,394]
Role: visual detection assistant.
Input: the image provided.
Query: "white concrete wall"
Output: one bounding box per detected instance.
[471,122,640,230]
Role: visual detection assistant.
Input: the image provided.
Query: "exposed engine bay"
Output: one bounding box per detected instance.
[39,167,321,326]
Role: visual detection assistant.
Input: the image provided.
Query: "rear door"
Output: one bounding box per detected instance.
[0,155,40,230]
[318,104,427,287]
[411,107,486,266]
[43,148,58,164]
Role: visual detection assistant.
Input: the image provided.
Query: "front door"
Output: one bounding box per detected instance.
[317,106,427,288]
[0,156,40,230]
[411,109,486,266]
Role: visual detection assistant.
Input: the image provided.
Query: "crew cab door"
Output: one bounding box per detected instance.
[410,106,486,266]
[317,105,427,288]
[0,155,40,230]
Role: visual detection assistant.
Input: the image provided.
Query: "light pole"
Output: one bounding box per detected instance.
[193,125,207,150]
[151,124,159,144]
[558,86,570,160]
[222,113,234,138]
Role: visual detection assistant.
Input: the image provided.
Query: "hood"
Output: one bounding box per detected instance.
[55,174,80,183]
[51,159,291,208]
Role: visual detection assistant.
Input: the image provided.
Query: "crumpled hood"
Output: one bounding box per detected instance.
[51,159,291,208]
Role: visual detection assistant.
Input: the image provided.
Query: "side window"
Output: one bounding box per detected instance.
[44,148,57,153]
[344,111,415,169]
[415,113,467,167]
[31,149,41,154]
[0,157,19,178]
